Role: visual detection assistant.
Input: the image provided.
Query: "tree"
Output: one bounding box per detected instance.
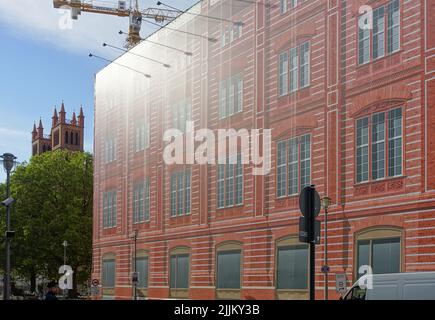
[0,150,93,296]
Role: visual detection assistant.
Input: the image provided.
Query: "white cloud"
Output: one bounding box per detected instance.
[0,0,160,57]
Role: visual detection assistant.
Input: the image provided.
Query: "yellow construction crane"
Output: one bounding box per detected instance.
[53,0,181,49]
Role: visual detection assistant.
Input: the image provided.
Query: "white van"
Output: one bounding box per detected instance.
[342,272,435,300]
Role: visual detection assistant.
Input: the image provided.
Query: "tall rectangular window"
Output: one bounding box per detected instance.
[170,173,177,217]
[133,183,144,223]
[170,169,191,216]
[356,117,369,183]
[276,141,287,198]
[387,0,400,54]
[185,169,191,215]
[225,157,235,207]
[133,179,150,223]
[388,108,402,177]
[103,191,117,228]
[217,250,241,289]
[358,23,370,64]
[289,47,299,92]
[372,113,385,180]
[102,259,115,288]
[134,121,150,152]
[217,164,225,208]
[177,172,184,216]
[373,7,385,59]
[299,134,311,190]
[172,100,191,132]
[219,80,227,119]
[136,256,148,288]
[170,254,189,289]
[276,245,308,289]
[235,154,243,205]
[288,138,299,195]
[276,135,310,197]
[299,42,310,88]
[105,137,116,163]
[279,52,288,96]
[359,1,400,64]
[217,154,244,208]
[356,107,402,183]
[219,75,243,119]
[281,43,309,94]
[280,0,287,14]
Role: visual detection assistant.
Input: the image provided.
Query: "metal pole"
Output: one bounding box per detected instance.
[310,241,315,301]
[4,170,11,300]
[324,207,328,300]
[308,186,315,301]
[133,231,137,301]
[63,241,68,299]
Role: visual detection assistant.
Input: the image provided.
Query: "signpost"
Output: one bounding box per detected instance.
[335,273,347,296]
[91,279,100,297]
[299,185,321,301]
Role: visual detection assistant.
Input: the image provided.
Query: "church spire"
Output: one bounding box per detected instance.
[32,122,37,140]
[59,101,66,123]
[38,118,44,137]
[71,111,77,125]
[78,105,85,127]
[52,106,58,127]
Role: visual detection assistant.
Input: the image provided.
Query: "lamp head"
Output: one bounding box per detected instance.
[1,153,17,173]
[321,196,332,210]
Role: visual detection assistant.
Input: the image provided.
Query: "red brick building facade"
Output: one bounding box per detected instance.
[92,0,435,299]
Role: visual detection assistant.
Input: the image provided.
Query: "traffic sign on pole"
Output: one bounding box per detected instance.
[299,185,322,301]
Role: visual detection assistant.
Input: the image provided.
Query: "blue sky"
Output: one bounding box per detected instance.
[0,0,196,181]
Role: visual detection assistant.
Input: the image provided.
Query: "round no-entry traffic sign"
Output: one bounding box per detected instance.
[92,279,99,287]
[299,186,321,217]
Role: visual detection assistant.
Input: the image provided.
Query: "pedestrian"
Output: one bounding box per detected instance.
[45,281,58,301]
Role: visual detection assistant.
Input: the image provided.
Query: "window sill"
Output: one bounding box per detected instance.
[170,289,189,299]
[354,175,405,186]
[216,203,244,211]
[276,289,308,300]
[216,289,241,300]
[355,49,402,70]
[170,213,191,219]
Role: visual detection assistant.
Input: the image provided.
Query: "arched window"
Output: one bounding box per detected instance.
[275,236,309,300]
[76,132,79,146]
[216,241,242,299]
[169,247,190,298]
[71,132,74,145]
[354,227,402,280]
[65,131,69,144]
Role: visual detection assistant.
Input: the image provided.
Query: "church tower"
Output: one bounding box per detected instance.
[31,119,52,156]
[31,102,85,156]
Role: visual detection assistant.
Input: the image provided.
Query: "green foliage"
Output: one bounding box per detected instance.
[0,150,93,290]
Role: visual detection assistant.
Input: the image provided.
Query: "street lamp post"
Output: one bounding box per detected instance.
[321,196,332,301]
[1,153,17,300]
[132,230,138,301]
[63,241,68,299]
